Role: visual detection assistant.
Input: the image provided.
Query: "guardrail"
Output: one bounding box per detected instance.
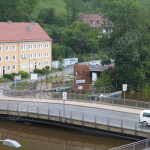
[3,88,150,110]
[0,101,149,138]
[109,139,150,150]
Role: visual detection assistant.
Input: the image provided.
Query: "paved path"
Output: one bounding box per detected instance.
[0,93,141,115]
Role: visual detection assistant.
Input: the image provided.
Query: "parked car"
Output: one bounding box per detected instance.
[139,110,150,126]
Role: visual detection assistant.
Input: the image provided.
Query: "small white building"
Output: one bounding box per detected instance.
[52,58,78,69]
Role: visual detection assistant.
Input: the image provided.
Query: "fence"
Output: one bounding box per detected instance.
[3,88,150,110]
[109,139,150,150]
[0,101,149,137]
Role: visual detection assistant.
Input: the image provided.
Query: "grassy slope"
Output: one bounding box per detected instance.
[32,0,66,18]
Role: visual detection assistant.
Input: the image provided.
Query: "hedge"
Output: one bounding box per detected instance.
[18,71,29,78]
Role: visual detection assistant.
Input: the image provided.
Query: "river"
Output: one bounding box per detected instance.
[0,120,132,150]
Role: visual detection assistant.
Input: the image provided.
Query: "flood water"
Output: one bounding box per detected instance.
[0,120,132,150]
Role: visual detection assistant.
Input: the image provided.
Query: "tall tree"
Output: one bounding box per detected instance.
[100,0,150,90]
[0,0,39,22]
[63,0,83,22]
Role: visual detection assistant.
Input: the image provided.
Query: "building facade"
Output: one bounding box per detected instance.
[0,21,52,77]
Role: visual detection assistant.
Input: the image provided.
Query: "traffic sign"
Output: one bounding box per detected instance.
[122,84,127,91]
[14,77,16,81]
[14,80,17,86]
[62,92,67,100]
[76,80,85,84]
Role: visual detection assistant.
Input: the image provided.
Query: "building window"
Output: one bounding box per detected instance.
[22,54,26,59]
[21,64,27,69]
[45,52,49,57]
[0,46,2,52]
[35,53,37,58]
[45,61,49,66]
[12,45,16,51]
[28,44,33,50]
[0,56,2,62]
[28,53,33,59]
[6,56,10,61]
[39,62,43,67]
[39,52,43,58]
[7,66,11,71]
[39,44,43,49]
[6,46,9,51]
[29,62,33,68]
[45,43,49,48]
[35,44,37,49]
[21,45,26,50]
[13,55,16,61]
[13,65,16,70]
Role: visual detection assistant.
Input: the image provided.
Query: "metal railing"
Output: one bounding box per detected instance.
[109,139,150,150]
[0,101,149,136]
[3,88,150,110]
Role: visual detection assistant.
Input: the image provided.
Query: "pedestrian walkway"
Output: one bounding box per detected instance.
[0,93,142,115]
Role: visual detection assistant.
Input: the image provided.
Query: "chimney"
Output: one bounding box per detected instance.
[8,20,12,25]
[31,21,35,25]
[27,26,31,32]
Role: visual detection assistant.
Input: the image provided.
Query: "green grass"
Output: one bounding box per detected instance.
[32,0,66,18]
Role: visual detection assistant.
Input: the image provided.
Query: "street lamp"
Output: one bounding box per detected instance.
[0,139,21,148]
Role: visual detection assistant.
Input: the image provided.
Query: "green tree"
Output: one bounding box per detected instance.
[100,0,150,90]
[0,0,39,22]
[94,72,112,88]
[63,0,83,22]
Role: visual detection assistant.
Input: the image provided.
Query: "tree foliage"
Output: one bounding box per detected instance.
[0,0,39,22]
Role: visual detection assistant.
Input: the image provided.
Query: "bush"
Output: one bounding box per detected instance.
[3,74,13,80]
[18,71,29,78]
[34,68,44,75]
[45,66,50,70]
[11,73,18,77]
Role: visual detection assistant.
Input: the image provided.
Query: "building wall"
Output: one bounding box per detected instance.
[0,41,52,77]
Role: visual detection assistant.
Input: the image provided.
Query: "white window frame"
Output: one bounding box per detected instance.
[0,56,2,62]
[21,63,27,69]
[39,61,43,67]
[35,53,37,58]
[45,43,49,48]
[6,56,10,61]
[29,62,33,68]
[21,45,26,50]
[6,45,9,51]
[45,52,49,57]
[12,45,16,51]
[0,46,2,52]
[45,61,49,66]
[7,65,11,71]
[13,65,16,70]
[28,53,33,59]
[13,55,16,61]
[35,44,37,49]
[39,44,43,49]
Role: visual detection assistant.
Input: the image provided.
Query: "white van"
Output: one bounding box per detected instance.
[139,110,150,126]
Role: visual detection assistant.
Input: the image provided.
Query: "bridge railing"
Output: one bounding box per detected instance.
[109,139,150,150]
[0,101,149,137]
[3,88,150,109]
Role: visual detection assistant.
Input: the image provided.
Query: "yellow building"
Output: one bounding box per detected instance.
[0,21,52,77]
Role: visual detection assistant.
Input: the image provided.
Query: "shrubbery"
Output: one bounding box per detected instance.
[33,68,44,75]
[18,71,29,78]
[3,74,13,80]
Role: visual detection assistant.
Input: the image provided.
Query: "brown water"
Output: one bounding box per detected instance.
[0,120,132,150]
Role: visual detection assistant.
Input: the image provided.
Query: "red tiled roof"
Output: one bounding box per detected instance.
[0,22,52,43]
[75,14,113,28]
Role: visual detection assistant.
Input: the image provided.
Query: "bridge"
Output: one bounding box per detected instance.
[1,89,150,141]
